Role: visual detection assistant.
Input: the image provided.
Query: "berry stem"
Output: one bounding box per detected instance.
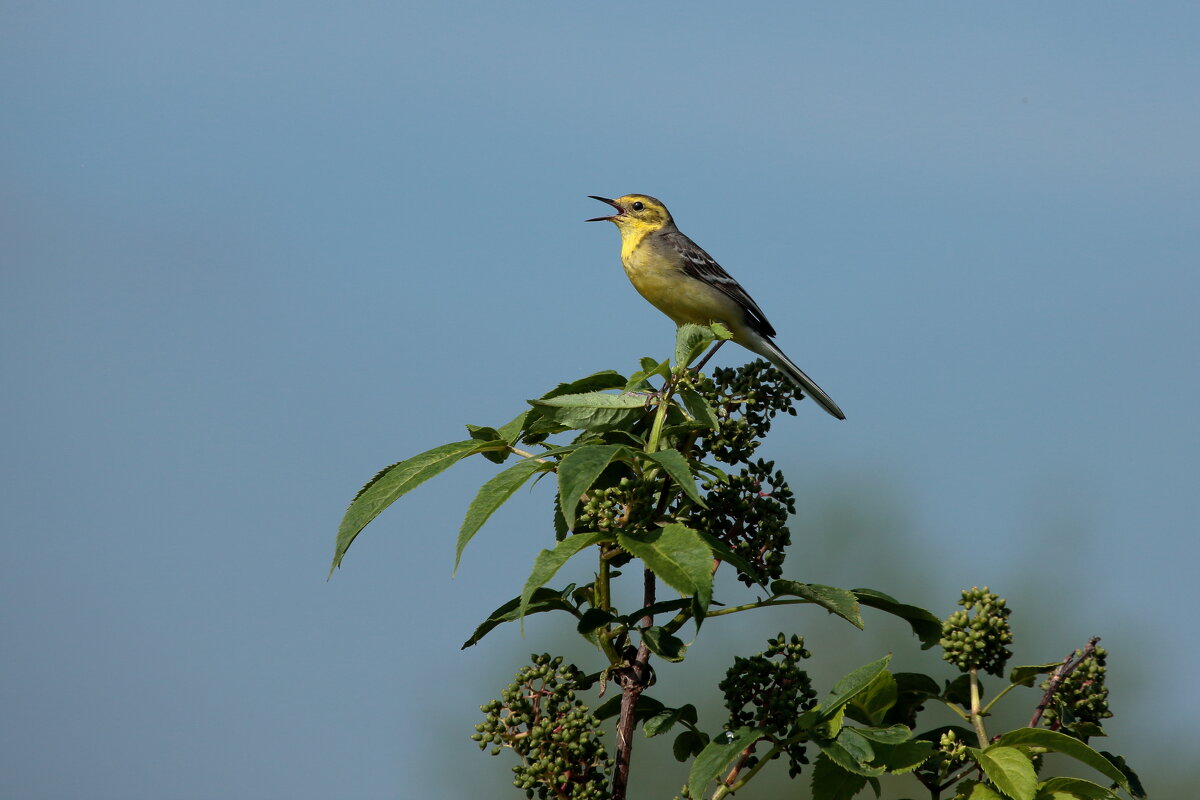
[968,668,989,749]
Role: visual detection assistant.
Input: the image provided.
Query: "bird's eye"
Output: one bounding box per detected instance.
[631,201,645,211]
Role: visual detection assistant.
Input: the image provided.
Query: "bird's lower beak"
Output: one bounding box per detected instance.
[586,195,624,222]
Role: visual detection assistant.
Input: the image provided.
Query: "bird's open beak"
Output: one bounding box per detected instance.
[586,195,624,222]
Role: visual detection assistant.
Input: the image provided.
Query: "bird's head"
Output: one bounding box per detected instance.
[586,194,673,233]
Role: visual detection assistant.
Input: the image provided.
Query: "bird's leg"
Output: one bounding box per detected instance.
[691,339,727,376]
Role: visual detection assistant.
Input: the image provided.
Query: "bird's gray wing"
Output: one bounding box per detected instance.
[663,229,777,338]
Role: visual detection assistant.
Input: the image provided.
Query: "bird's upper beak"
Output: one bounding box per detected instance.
[586,195,624,222]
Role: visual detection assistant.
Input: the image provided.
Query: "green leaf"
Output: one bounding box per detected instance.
[971,745,1038,800]
[772,580,865,629]
[710,322,733,340]
[576,607,616,635]
[1009,662,1065,687]
[996,729,1129,792]
[806,654,894,724]
[1098,752,1145,798]
[673,729,706,762]
[819,739,886,777]
[687,727,760,798]
[518,532,610,623]
[853,588,943,648]
[556,444,626,528]
[530,391,646,432]
[460,588,576,649]
[675,323,717,367]
[1035,777,1121,800]
[643,448,706,507]
[872,738,933,774]
[837,728,877,764]
[677,386,720,429]
[641,626,687,662]
[810,753,870,800]
[454,457,546,572]
[617,523,713,610]
[496,410,530,443]
[962,782,1007,800]
[695,529,765,586]
[625,358,671,392]
[845,671,898,727]
[849,724,911,745]
[643,704,697,737]
[539,370,628,399]
[331,439,479,575]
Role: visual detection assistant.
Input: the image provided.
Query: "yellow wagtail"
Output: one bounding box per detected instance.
[588,194,845,420]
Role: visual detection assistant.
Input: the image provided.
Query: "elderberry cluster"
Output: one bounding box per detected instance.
[692,360,803,464]
[940,587,1014,676]
[677,459,795,585]
[473,654,613,800]
[719,634,817,777]
[575,474,656,533]
[1041,645,1112,735]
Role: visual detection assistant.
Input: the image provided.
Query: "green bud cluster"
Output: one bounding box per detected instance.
[692,361,803,464]
[915,729,970,785]
[1041,646,1112,732]
[678,459,794,585]
[719,634,816,777]
[940,587,1013,676]
[472,654,613,800]
[575,474,655,533]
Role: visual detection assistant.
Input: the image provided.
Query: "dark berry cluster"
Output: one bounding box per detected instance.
[940,587,1014,676]
[473,654,613,800]
[719,634,817,777]
[678,459,795,585]
[692,360,803,464]
[1041,646,1112,734]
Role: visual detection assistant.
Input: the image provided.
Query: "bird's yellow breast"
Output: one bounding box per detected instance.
[620,234,744,330]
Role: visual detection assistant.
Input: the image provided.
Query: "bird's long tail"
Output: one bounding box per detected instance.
[744,334,846,420]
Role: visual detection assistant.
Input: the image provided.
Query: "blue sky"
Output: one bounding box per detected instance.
[3,3,1197,797]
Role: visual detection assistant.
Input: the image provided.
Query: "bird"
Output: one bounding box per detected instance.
[587,193,845,420]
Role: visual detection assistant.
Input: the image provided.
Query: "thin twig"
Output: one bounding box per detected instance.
[1029,636,1100,729]
[610,569,656,800]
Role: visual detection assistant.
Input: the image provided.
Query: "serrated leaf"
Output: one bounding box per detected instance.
[819,739,886,777]
[1098,752,1145,798]
[496,410,530,443]
[871,738,933,774]
[675,323,717,367]
[845,671,898,727]
[695,529,765,586]
[849,724,911,745]
[673,729,706,762]
[853,588,943,648]
[576,607,616,635]
[1035,777,1121,800]
[460,588,576,649]
[643,448,706,507]
[772,580,865,629]
[837,728,877,764]
[643,704,697,738]
[617,523,713,610]
[972,745,1038,800]
[996,729,1129,792]
[806,654,893,724]
[1009,662,1065,687]
[530,391,646,432]
[454,457,546,572]
[331,439,479,575]
[539,370,629,399]
[518,532,610,623]
[678,386,720,429]
[963,782,1007,800]
[810,752,870,800]
[641,626,687,662]
[688,727,760,797]
[556,444,627,528]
